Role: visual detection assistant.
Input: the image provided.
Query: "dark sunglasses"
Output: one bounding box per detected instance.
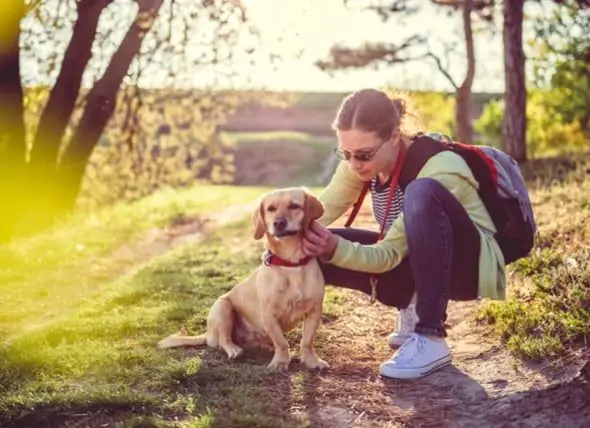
[333,138,388,162]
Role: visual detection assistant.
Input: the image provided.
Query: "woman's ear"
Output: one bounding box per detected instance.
[252,202,266,240]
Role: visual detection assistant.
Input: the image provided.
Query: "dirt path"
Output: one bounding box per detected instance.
[304,292,589,427]
[104,200,258,281]
[298,211,590,428]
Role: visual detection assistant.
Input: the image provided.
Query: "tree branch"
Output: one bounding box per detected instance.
[316,35,426,71]
[425,51,459,89]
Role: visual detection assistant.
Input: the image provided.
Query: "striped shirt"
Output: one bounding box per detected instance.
[370,176,404,234]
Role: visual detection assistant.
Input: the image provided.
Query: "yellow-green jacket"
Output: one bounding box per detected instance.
[318,150,507,300]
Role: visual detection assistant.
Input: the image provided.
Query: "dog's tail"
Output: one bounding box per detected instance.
[157,326,208,349]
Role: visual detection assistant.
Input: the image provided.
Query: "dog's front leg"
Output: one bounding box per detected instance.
[300,304,329,370]
[262,313,290,371]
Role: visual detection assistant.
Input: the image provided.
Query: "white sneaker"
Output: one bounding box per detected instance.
[387,304,418,347]
[379,333,451,380]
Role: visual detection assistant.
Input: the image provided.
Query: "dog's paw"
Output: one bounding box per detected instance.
[303,356,330,371]
[224,344,244,360]
[267,357,290,372]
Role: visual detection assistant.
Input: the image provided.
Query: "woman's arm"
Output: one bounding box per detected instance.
[317,160,365,226]
[322,152,479,272]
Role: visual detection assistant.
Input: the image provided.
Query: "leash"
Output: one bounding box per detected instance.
[345,142,407,304]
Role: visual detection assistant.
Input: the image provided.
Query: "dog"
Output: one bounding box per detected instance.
[158,187,329,371]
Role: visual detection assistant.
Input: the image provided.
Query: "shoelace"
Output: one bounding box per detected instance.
[393,333,427,363]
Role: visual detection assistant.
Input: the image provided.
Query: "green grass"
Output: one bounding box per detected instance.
[0,217,344,428]
[475,154,590,361]
[0,185,268,341]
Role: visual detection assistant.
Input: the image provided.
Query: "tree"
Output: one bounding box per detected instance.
[530,0,590,132]
[0,0,271,242]
[502,0,590,162]
[502,0,526,161]
[316,0,494,145]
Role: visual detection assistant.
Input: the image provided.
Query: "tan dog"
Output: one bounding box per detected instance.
[158,187,329,371]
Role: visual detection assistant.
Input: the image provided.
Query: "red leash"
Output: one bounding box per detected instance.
[346,142,407,303]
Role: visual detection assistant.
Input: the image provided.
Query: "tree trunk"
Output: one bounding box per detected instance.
[57,0,164,211]
[30,0,112,170]
[0,0,26,242]
[456,0,475,145]
[502,0,527,162]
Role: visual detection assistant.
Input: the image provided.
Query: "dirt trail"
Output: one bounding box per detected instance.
[300,211,590,428]
[105,200,258,279]
[307,292,589,427]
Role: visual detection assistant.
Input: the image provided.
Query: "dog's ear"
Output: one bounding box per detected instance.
[304,190,325,229]
[252,201,266,240]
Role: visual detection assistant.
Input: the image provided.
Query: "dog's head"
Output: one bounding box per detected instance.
[252,187,324,240]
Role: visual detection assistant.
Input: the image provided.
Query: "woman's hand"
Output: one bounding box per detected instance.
[302,220,338,259]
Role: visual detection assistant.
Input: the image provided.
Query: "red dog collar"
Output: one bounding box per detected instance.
[263,250,312,267]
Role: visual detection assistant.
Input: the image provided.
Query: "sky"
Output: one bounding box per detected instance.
[234,0,508,93]
[20,0,553,94]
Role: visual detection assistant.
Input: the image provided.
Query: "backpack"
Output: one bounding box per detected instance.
[346,132,537,265]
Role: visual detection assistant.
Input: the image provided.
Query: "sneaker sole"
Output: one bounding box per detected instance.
[378,354,452,380]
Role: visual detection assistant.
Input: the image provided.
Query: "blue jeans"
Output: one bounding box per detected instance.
[319,178,481,337]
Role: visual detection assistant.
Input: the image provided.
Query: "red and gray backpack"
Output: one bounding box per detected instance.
[345,132,537,265]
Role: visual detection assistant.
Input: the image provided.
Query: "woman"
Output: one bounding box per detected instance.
[302,88,506,380]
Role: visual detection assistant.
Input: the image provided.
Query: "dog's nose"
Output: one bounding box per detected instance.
[273,218,287,231]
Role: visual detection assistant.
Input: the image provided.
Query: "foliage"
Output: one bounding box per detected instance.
[529,0,590,132]
[411,91,456,137]
[474,89,588,157]
[476,155,590,360]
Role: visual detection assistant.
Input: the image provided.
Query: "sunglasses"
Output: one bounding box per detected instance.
[333,138,389,162]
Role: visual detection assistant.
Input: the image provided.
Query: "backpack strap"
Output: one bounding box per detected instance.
[398,134,448,190]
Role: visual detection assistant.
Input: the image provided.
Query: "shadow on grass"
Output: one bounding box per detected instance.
[158,346,323,428]
[0,392,168,428]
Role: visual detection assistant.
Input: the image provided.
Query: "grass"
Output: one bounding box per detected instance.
[0,184,268,341]
[475,154,590,361]
[0,217,345,428]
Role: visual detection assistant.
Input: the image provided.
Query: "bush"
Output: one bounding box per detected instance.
[474,89,588,157]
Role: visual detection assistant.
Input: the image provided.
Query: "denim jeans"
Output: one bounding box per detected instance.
[319,178,481,337]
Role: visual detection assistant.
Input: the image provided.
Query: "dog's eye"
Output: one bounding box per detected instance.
[288,203,301,210]
[267,205,277,212]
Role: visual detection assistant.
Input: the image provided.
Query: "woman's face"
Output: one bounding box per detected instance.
[335,128,397,181]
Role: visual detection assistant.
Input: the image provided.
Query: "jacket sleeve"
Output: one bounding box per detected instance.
[317,160,366,226]
[325,152,478,272]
